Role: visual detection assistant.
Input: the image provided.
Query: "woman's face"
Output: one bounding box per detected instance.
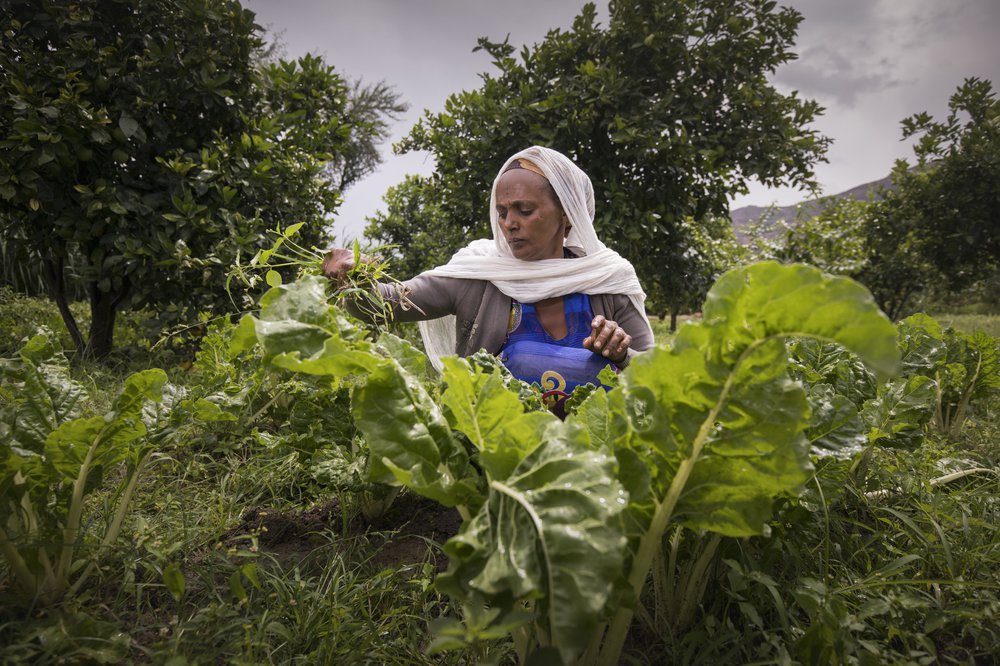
[495,168,569,261]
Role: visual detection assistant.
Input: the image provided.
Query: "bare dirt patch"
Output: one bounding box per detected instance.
[223,493,463,571]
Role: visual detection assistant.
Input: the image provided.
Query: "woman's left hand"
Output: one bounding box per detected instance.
[583,315,632,364]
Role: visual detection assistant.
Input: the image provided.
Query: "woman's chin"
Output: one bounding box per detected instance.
[509,244,530,259]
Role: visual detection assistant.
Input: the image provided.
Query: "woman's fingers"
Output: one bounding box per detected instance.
[322,248,355,287]
[585,316,631,363]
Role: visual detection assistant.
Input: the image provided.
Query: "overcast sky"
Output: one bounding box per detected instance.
[242,0,1000,242]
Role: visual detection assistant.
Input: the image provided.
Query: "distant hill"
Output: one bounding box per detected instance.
[728,173,895,240]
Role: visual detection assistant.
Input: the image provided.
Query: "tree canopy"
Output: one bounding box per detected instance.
[366,0,829,313]
[740,77,999,321]
[888,77,1000,291]
[0,0,401,357]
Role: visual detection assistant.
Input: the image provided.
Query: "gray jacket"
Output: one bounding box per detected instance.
[361,273,654,368]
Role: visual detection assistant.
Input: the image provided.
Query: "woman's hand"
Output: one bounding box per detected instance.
[583,315,632,364]
[321,248,356,288]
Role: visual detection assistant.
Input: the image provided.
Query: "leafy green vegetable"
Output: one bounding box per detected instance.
[861,375,936,448]
[439,424,627,664]
[1,334,165,604]
[898,314,1000,436]
[352,359,481,508]
[237,262,902,665]
[0,331,236,605]
[586,262,900,664]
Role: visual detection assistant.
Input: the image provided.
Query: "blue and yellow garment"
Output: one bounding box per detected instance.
[498,292,618,411]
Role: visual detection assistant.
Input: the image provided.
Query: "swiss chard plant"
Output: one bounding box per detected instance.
[226,276,431,519]
[897,313,1000,437]
[0,331,236,606]
[0,333,167,605]
[234,264,901,664]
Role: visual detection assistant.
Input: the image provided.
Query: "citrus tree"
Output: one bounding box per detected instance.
[0,0,400,357]
[366,0,829,314]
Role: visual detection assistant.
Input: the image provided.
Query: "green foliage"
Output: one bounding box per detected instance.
[0,1,401,357]
[839,77,1000,318]
[0,332,168,604]
[898,314,1000,437]
[893,78,1000,289]
[2,269,998,663]
[0,0,257,356]
[242,261,894,664]
[742,196,934,321]
[0,288,87,355]
[368,0,829,312]
[932,312,1000,338]
[743,79,999,320]
[770,198,873,276]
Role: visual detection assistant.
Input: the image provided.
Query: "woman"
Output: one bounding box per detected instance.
[324,146,653,411]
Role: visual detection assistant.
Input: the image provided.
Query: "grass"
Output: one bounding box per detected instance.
[928,313,1000,338]
[2,293,998,664]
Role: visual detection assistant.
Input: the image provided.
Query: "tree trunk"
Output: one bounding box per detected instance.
[41,257,86,356]
[670,309,679,333]
[85,281,129,359]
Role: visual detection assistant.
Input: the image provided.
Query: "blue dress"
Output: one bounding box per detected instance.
[498,292,618,411]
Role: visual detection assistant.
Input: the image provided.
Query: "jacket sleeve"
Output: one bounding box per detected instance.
[341,273,467,324]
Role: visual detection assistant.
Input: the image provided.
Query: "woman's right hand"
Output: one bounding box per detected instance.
[322,248,356,288]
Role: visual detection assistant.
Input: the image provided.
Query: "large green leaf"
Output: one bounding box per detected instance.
[626,334,812,536]
[46,369,167,481]
[703,262,900,376]
[439,421,627,664]
[622,262,901,536]
[572,386,632,452]
[440,357,556,480]
[897,313,946,376]
[375,331,432,379]
[861,375,936,448]
[352,360,481,507]
[0,334,86,453]
[803,383,866,458]
[246,277,381,376]
[788,337,879,409]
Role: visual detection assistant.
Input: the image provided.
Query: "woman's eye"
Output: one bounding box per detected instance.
[519,208,533,216]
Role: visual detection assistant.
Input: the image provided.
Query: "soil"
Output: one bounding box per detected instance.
[222,493,463,572]
[362,494,464,573]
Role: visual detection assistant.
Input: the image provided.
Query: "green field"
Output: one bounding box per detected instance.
[2,269,999,665]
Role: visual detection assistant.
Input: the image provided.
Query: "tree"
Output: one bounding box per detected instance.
[853,197,935,321]
[659,213,741,327]
[738,80,1000,322]
[0,0,400,358]
[749,196,933,321]
[331,79,408,192]
[366,0,829,314]
[364,175,465,279]
[888,77,1000,290]
[1,0,256,357]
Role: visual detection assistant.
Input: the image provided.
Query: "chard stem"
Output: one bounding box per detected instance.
[69,450,155,597]
[596,337,770,666]
[677,533,722,626]
[56,428,104,599]
[0,523,38,596]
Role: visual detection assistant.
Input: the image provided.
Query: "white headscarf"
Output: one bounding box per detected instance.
[417,145,651,369]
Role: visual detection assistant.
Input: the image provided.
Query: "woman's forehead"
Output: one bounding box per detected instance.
[495,169,552,202]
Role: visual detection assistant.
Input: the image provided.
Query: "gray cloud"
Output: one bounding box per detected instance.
[242,0,1000,232]
[776,44,905,107]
